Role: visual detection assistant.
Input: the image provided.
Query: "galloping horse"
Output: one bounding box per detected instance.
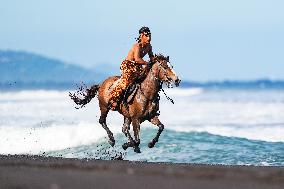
[69,54,180,153]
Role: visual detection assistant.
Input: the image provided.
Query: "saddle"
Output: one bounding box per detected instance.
[107,77,139,109]
[122,82,139,105]
[121,71,148,106]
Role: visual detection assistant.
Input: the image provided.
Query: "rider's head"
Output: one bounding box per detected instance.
[137,26,151,44]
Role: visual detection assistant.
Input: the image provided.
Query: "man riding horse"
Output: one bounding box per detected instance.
[69,27,180,153]
[108,26,154,110]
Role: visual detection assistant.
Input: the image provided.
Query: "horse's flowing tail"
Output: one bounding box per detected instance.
[69,84,100,109]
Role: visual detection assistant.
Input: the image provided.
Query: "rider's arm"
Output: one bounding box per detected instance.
[133,45,149,65]
[148,45,154,62]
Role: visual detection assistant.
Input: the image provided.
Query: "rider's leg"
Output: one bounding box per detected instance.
[109,78,129,110]
[109,61,138,110]
[109,78,128,110]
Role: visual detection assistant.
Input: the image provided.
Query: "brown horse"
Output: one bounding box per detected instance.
[69,54,180,153]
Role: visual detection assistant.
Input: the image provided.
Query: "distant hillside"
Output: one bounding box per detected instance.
[0,50,106,89]
[1,50,283,90]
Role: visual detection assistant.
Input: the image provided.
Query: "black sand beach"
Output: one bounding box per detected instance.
[0,155,283,189]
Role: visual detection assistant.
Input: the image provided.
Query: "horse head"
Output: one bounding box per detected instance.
[151,54,181,87]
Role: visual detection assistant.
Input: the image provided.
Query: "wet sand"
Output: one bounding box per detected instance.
[0,155,283,189]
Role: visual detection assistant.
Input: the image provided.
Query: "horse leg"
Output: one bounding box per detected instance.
[122,117,131,137]
[99,107,115,147]
[148,116,164,148]
[121,117,136,150]
[122,129,136,151]
[132,118,141,153]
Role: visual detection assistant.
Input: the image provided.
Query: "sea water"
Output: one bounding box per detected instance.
[0,88,283,166]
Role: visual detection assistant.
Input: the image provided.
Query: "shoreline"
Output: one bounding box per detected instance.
[0,155,283,189]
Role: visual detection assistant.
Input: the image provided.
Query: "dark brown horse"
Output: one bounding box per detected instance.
[69,54,180,153]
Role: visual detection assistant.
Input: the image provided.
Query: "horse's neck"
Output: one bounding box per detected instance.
[140,66,160,100]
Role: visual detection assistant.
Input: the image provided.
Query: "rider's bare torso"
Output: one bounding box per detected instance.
[125,40,154,65]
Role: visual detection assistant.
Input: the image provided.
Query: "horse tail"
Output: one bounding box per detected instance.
[69,84,100,109]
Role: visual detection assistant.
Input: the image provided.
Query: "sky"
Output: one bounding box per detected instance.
[0,0,284,81]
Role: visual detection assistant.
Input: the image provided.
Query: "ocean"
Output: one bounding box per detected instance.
[0,87,283,166]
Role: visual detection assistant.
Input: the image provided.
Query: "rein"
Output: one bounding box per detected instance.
[161,88,174,104]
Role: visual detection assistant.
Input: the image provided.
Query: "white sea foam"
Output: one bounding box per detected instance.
[167,124,284,143]
[162,87,203,97]
[0,122,108,154]
[159,100,284,142]
[0,89,283,155]
[0,90,64,101]
[0,90,123,154]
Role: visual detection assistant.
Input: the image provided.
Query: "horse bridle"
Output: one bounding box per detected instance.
[138,59,175,104]
[150,59,176,90]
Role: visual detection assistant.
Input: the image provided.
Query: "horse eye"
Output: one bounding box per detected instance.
[163,63,168,68]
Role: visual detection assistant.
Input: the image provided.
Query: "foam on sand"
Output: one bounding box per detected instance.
[0,122,110,154]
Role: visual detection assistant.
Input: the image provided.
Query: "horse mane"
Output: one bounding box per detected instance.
[139,53,169,79]
[154,54,169,62]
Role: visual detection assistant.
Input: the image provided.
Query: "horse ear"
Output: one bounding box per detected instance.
[152,54,157,62]
[167,56,169,61]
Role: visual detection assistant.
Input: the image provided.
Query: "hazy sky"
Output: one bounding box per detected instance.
[1,0,284,81]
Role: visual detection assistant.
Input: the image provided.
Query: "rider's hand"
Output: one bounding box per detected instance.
[148,61,154,66]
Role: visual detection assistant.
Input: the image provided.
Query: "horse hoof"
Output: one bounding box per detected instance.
[148,142,155,148]
[134,147,141,153]
[109,139,115,147]
[122,143,128,150]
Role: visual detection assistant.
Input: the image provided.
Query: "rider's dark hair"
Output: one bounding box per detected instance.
[136,26,151,42]
[139,26,150,34]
